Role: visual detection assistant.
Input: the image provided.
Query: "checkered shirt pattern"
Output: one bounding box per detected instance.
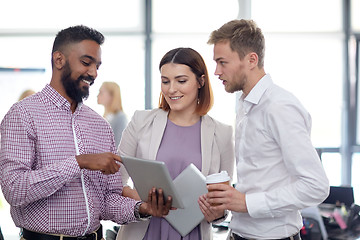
[0,84,138,236]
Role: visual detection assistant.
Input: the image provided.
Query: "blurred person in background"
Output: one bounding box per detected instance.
[97,82,128,147]
[18,89,36,101]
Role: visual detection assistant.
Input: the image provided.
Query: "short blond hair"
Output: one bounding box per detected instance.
[208,19,265,68]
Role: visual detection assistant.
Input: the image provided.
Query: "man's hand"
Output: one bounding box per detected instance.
[139,188,175,217]
[205,184,248,213]
[76,152,121,174]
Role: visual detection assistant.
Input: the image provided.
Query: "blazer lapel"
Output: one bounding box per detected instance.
[201,115,215,176]
[149,110,168,160]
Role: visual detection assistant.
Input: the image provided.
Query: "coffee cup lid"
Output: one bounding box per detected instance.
[206,171,230,184]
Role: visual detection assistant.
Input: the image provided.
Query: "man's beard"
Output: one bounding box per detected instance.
[61,62,93,103]
[225,74,246,93]
[225,81,242,93]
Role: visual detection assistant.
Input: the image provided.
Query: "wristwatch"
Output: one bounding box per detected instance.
[134,201,152,220]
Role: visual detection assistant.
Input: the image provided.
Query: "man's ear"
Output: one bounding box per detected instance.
[248,52,259,69]
[53,51,66,70]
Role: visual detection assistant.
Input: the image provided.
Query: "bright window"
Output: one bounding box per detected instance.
[322,153,342,187]
[352,153,360,204]
[251,0,342,32]
[87,36,145,119]
[251,0,343,148]
[264,34,343,147]
[0,0,143,31]
[153,0,239,33]
[351,0,360,31]
[152,0,239,126]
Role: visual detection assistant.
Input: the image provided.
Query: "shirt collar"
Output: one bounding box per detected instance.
[42,84,83,112]
[238,74,273,114]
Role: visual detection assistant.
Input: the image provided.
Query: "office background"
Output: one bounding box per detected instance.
[0,0,359,239]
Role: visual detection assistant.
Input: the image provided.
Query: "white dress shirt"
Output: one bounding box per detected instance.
[229,74,329,239]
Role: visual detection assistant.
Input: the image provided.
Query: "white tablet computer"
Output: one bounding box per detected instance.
[121,155,185,209]
[165,163,208,236]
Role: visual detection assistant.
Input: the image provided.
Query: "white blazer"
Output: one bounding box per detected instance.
[116,108,234,240]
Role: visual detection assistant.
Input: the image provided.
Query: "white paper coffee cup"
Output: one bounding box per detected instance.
[206,171,230,206]
[206,171,230,185]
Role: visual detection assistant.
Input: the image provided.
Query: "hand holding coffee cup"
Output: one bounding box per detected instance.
[205,171,230,206]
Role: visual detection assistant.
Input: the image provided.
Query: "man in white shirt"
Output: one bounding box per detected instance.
[201,19,330,240]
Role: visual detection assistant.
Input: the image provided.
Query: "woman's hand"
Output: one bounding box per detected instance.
[198,194,225,222]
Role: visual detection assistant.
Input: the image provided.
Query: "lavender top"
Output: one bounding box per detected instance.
[143,118,202,239]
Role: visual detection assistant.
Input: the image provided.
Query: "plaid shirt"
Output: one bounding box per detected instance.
[0,84,137,236]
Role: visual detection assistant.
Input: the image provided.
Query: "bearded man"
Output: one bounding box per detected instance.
[0,25,170,240]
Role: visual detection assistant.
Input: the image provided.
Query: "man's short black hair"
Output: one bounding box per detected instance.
[51,25,105,66]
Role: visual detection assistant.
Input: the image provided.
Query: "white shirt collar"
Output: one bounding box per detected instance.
[238,73,273,114]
